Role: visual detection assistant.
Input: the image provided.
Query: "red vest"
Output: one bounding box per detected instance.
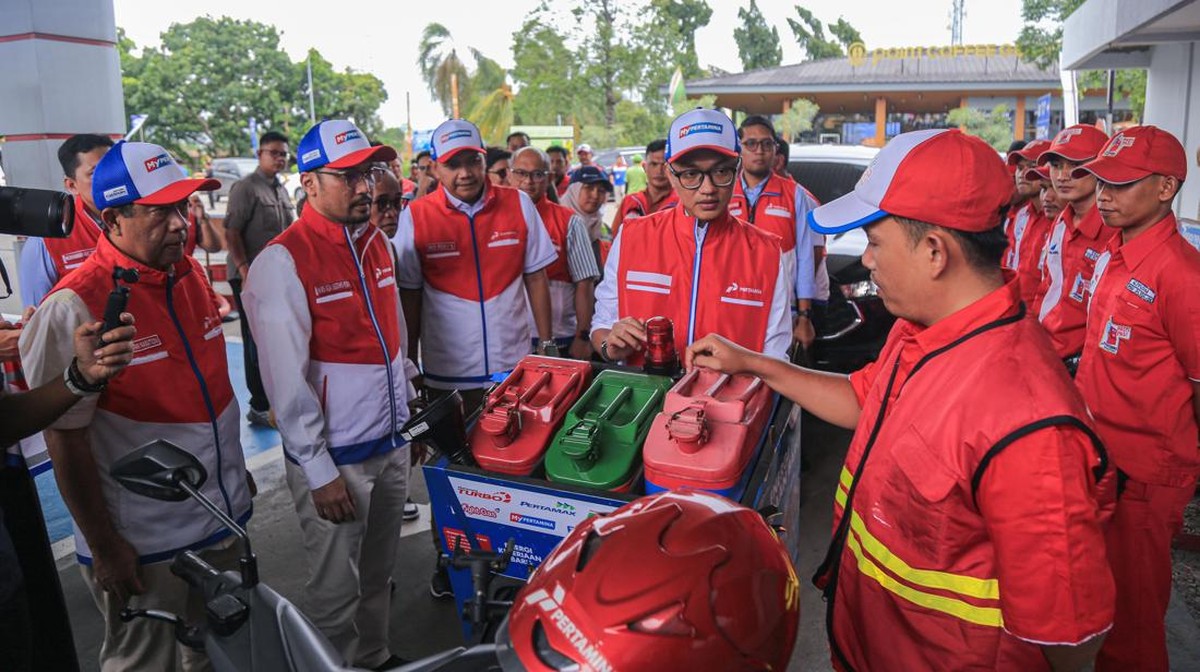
[407,186,528,302]
[43,194,103,278]
[820,284,1112,671]
[615,205,781,367]
[612,188,678,239]
[269,208,402,366]
[536,196,573,284]
[728,173,800,252]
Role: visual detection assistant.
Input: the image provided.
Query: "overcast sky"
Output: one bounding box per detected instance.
[114,0,1028,131]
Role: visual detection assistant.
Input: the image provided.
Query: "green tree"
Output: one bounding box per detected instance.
[788,7,858,61]
[418,23,470,116]
[948,104,1014,150]
[1017,0,1146,119]
[574,0,640,129]
[633,0,712,118]
[120,17,300,159]
[302,49,388,139]
[777,98,820,142]
[510,6,582,125]
[734,0,782,71]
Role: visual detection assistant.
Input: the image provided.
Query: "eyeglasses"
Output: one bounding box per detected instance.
[668,161,741,190]
[488,168,509,180]
[510,168,548,182]
[373,195,404,212]
[315,169,375,190]
[740,138,777,153]
[412,164,430,173]
[261,149,291,159]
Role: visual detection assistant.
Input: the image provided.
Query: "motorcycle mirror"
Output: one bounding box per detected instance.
[110,440,208,502]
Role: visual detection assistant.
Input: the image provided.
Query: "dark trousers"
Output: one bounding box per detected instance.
[230,278,269,412]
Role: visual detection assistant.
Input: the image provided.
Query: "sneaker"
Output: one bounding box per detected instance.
[246,407,273,428]
[403,498,419,521]
[429,567,453,599]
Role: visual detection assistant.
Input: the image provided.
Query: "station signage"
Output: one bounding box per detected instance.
[849,42,1021,67]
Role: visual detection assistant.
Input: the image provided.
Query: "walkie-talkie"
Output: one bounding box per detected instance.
[101,266,140,337]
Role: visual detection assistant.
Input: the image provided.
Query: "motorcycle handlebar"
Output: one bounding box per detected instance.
[171,550,221,590]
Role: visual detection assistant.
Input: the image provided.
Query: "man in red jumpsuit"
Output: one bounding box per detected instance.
[687,129,1115,671]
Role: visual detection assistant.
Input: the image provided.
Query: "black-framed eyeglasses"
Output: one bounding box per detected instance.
[261,149,291,159]
[488,168,509,180]
[668,160,741,190]
[510,168,548,182]
[315,169,375,190]
[373,195,404,212]
[740,138,777,153]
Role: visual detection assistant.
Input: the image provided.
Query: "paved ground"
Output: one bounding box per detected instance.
[58,410,1200,670]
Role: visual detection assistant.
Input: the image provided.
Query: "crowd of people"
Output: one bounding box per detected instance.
[0,104,1196,672]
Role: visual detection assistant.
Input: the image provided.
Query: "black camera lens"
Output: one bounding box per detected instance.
[0,186,75,238]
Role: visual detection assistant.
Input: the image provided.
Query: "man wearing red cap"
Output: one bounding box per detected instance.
[1071,126,1200,671]
[687,128,1114,671]
[591,108,791,365]
[243,121,413,669]
[19,141,252,672]
[1034,124,1118,368]
[1004,140,1054,305]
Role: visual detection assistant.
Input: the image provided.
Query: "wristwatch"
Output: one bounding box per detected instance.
[599,339,612,362]
[795,309,813,319]
[64,357,106,396]
[539,340,560,357]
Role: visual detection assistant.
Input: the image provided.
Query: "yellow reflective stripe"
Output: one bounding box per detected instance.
[850,512,1000,600]
[835,486,847,508]
[846,531,1004,628]
[839,466,853,490]
[835,466,852,508]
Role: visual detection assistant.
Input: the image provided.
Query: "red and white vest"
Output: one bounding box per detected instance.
[43,235,250,564]
[407,186,532,386]
[728,173,803,252]
[531,196,579,339]
[268,208,409,462]
[43,194,102,278]
[616,205,782,367]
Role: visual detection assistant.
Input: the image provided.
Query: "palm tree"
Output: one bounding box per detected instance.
[418,23,469,116]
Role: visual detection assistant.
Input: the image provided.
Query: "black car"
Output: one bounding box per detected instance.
[786,144,896,373]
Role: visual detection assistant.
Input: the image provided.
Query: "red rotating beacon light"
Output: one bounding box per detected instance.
[643,316,679,377]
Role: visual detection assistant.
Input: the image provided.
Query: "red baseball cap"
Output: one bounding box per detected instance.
[1023,165,1052,183]
[1037,124,1109,165]
[809,129,1012,234]
[1006,139,1051,167]
[1071,125,1187,185]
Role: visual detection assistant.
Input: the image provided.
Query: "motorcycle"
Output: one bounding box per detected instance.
[109,393,518,672]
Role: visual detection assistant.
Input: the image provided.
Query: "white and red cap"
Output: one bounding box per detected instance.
[92,141,219,210]
[808,129,1012,235]
[665,108,740,164]
[1036,124,1109,165]
[1072,125,1187,184]
[1006,138,1052,167]
[1023,164,1052,183]
[431,119,486,164]
[297,119,395,172]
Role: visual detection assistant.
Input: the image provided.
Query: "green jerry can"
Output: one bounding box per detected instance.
[544,370,673,492]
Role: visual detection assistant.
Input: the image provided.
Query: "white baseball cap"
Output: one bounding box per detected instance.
[665,108,740,164]
[92,141,219,210]
[431,119,485,164]
[577,143,593,154]
[297,119,395,172]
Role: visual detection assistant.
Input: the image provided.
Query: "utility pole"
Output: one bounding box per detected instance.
[406,91,413,162]
[307,53,316,123]
[451,72,460,118]
[950,0,965,46]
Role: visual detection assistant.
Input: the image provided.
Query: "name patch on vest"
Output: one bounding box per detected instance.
[764,205,792,219]
[130,334,168,366]
[1084,248,1102,262]
[315,280,354,304]
[62,248,94,270]
[426,241,459,259]
[728,206,744,217]
[1124,278,1156,304]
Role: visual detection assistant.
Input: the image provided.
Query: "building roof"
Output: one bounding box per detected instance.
[684,53,1061,95]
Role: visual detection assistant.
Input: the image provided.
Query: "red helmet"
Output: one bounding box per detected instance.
[498,489,800,671]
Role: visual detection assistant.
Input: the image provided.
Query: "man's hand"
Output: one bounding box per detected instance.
[0,321,21,362]
[91,533,144,604]
[74,313,136,386]
[569,336,593,360]
[686,333,760,376]
[792,315,815,350]
[410,441,429,467]
[312,475,356,523]
[605,317,647,361]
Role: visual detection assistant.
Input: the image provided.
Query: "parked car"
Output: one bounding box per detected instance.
[282,171,304,202]
[786,144,895,373]
[209,157,259,203]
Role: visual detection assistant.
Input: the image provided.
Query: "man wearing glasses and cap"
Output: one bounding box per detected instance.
[19,141,252,672]
[686,129,1115,671]
[591,108,792,365]
[242,121,413,670]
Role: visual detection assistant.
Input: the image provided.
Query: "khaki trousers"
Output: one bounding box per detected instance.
[285,446,409,668]
[81,536,242,672]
